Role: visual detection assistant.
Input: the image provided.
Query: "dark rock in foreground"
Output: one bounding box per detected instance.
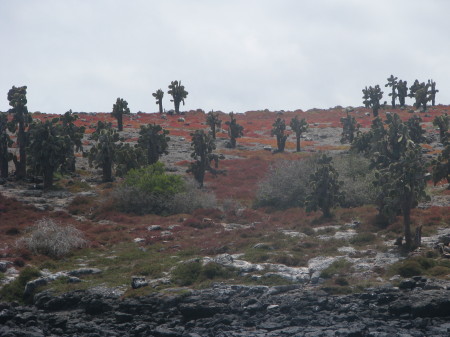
[1,280,450,336]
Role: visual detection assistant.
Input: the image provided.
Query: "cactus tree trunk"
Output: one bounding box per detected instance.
[117,114,123,132]
[0,156,8,178]
[174,101,180,115]
[43,168,54,190]
[102,160,113,182]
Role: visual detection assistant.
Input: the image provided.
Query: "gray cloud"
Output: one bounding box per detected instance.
[1,0,449,114]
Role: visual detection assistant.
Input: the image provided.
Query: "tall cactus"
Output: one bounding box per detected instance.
[7,85,31,179]
[152,89,164,114]
[413,83,431,111]
[27,118,69,190]
[362,85,383,117]
[433,113,449,143]
[397,80,408,108]
[225,112,244,148]
[87,122,120,182]
[206,110,222,139]
[340,111,359,144]
[187,129,223,188]
[60,110,85,173]
[137,124,170,165]
[271,117,288,152]
[111,97,130,131]
[428,79,438,106]
[168,80,188,115]
[290,116,308,152]
[385,75,398,108]
[0,112,13,178]
[408,79,423,100]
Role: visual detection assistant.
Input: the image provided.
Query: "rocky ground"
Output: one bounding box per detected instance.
[1,278,450,337]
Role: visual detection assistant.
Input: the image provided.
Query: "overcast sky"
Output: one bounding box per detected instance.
[1,0,449,114]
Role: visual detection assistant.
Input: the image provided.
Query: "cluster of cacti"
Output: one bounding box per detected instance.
[271,117,288,152]
[363,76,438,112]
[351,113,429,248]
[362,85,383,117]
[225,112,244,148]
[151,81,188,115]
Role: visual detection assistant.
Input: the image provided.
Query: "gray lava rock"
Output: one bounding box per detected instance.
[1,281,450,336]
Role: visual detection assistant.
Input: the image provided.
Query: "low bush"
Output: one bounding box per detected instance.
[396,260,423,277]
[389,256,448,278]
[17,218,87,258]
[332,153,378,207]
[255,155,318,209]
[349,232,377,246]
[320,259,353,279]
[114,164,217,215]
[171,261,234,286]
[255,153,377,210]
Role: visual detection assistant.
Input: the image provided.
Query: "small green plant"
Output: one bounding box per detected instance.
[0,267,41,303]
[387,256,449,278]
[320,259,353,279]
[171,261,234,286]
[349,232,377,246]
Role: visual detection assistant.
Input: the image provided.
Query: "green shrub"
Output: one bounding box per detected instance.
[428,266,450,277]
[202,263,233,280]
[114,164,216,215]
[320,259,353,279]
[397,260,423,277]
[390,256,444,278]
[172,261,203,286]
[349,232,377,246]
[334,276,349,286]
[0,267,41,303]
[124,162,183,195]
[171,261,234,286]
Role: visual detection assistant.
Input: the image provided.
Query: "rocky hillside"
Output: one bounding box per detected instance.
[1,106,450,336]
